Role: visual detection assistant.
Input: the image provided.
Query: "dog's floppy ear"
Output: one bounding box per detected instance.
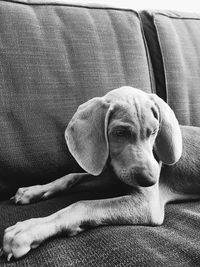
[65,97,112,175]
[150,94,182,165]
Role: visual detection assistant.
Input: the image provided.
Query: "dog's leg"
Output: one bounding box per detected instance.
[2,186,164,260]
[11,173,88,205]
[11,167,123,205]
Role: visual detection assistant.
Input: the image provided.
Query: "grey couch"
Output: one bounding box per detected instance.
[1,1,200,266]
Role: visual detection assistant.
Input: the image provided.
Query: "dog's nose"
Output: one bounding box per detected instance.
[132,167,157,187]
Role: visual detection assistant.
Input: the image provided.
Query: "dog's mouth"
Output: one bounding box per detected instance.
[120,169,157,187]
[108,156,160,188]
[134,172,158,187]
[111,165,158,188]
[119,168,137,186]
[107,162,135,187]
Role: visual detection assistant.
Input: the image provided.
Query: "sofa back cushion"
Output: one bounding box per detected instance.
[141,10,200,126]
[0,1,153,198]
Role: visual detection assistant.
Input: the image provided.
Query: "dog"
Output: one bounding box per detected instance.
[1,86,200,261]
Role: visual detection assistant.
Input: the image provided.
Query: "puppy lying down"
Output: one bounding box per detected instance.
[1,86,200,261]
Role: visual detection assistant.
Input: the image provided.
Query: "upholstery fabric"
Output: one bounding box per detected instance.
[1,193,200,266]
[0,1,153,199]
[1,3,200,267]
[141,10,200,126]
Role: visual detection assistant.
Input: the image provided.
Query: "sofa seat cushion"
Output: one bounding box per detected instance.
[141,10,200,126]
[0,192,200,266]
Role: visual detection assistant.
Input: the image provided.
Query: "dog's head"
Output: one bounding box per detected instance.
[65,87,182,187]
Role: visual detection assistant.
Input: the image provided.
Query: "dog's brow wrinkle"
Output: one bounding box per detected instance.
[111,105,135,126]
[131,97,145,139]
[133,98,142,123]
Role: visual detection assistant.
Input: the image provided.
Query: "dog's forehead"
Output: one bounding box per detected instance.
[105,88,154,127]
[110,101,151,124]
[104,86,150,106]
[105,87,152,116]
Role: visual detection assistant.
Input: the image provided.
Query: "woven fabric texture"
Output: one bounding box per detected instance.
[1,193,200,266]
[0,1,152,199]
[141,10,200,126]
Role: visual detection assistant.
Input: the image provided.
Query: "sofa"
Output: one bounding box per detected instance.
[1,1,200,266]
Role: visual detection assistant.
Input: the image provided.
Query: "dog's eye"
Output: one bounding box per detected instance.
[111,127,131,138]
[112,129,126,137]
[147,128,157,137]
[151,106,159,120]
[152,129,157,135]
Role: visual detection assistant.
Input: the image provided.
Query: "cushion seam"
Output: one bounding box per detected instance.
[138,13,156,94]
[139,11,167,101]
[153,17,169,103]
[153,12,200,21]
[1,0,137,13]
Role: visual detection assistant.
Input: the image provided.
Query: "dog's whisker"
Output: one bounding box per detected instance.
[7,253,13,262]
[0,248,4,257]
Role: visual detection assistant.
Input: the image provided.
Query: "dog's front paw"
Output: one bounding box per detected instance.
[2,218,49,260]
[10,185,51,205]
